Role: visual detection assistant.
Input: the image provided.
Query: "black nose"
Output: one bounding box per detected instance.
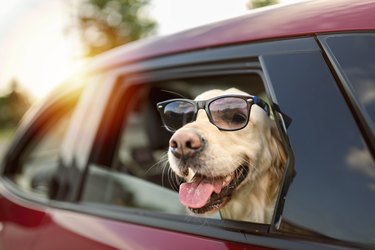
[169,130,205,159]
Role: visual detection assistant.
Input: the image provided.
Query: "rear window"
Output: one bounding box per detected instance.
[321,33,375,132]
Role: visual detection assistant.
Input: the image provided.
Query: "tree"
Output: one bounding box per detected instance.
[248,0,279,9]
[74,0,157,57]
[0,79,31,129]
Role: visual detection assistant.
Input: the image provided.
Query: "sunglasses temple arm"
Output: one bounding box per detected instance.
[254,97,271,116]
[273,103,293,129]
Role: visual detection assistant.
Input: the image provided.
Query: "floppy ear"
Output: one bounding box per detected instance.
[249,104,271,128]
[268,124,287,175]
[250,104,286,173]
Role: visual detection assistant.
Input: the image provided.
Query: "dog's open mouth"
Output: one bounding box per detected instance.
[178,164,248,214]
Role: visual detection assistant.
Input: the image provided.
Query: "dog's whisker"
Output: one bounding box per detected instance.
[161,160,170,188]
[169,168,181,191]
[145,154,167,176]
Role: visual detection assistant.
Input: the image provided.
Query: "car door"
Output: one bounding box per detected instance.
[78,36,374,249]
[71,37,370,249]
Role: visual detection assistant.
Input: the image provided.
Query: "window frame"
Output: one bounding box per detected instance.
[85,68,271,215]
[87,65,274,213]
[81,37,319,241]
[83,67,279,238]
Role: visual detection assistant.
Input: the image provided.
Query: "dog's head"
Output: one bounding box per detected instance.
[158,88,286,216]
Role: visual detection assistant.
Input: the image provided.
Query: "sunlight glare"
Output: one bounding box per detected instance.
[0,1,80,100]
[0,0,304,100]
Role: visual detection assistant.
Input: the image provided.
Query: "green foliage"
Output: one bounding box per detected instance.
[0,79,31,129]
[248,0,279,9]
[76,0,157,57]
[0,128,15,140]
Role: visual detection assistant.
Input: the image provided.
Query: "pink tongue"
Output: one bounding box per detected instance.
[179,176,224,208]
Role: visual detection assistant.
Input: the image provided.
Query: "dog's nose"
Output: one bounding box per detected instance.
[169,130,204,159]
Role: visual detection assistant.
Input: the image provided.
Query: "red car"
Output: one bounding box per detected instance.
[1,0,375,249]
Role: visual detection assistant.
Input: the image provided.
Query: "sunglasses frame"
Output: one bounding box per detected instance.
[157,94,270,132]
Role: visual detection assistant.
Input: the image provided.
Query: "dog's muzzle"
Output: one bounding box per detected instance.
[169,128,249,214]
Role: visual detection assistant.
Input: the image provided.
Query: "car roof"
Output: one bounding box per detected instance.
[88,0,375,71]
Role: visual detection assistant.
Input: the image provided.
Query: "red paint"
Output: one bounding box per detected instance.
[90,0,375,69]
[0,194,269,249]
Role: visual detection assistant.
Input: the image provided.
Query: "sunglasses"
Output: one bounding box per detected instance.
[157,94,270,132]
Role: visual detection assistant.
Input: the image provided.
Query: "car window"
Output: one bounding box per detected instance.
[320,33,375,133]
[262,51,375,245]
[9,108,74,198]
[81,72,287,224]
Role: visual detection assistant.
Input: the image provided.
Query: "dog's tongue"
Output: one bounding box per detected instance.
[179,175,223,208]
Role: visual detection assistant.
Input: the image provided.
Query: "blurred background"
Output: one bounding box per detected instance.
[0,0,300,158]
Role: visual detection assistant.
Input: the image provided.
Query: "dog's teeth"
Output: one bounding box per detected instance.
[223,175,232,185]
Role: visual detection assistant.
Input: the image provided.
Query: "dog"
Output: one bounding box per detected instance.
[162,88,286,223]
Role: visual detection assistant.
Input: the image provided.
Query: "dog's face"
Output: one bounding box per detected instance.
[166,88,284,217]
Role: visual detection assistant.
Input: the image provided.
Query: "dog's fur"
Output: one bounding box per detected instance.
[167,88,286,223]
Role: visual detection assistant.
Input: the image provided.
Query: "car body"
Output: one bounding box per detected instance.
[1,0,375,249]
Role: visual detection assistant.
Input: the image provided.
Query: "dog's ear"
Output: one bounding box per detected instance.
[249,104,271,128]
[250,103,287,171]
[268,124,287,174]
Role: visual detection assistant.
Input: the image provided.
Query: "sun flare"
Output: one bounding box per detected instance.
[0,1,80,101]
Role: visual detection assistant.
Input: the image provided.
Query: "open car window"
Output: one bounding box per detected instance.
[82,72,289,224]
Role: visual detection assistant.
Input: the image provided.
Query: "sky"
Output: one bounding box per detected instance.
[0,0,301,100]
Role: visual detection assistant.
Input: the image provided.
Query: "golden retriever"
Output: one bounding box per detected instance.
[163,88,286,223]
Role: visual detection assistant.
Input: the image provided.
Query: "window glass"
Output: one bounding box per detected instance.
[82,73,287,223]
[262,51,375,244]
[11,109,74,198]
[323,34,375,132]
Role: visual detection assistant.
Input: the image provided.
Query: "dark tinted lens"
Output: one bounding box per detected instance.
[209,97,249,130]
[163,101,195,131]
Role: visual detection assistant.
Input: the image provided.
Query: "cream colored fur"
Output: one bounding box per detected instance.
[168,88,286,223]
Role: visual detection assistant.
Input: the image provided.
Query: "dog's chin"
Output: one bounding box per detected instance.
[181,164,249,215]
